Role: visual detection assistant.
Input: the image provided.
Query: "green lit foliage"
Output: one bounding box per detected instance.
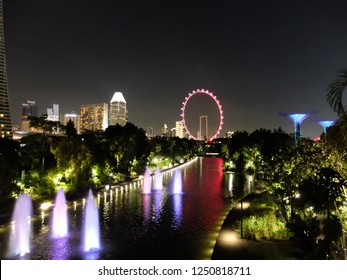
[15,134,57,200]
[104,123,149,178]
[224,125,347,258]
[258,138,347,259]
[148,136,201,170]
[238,214,291,241]
[236,194,292,241]
[295,166,346,258]
[50,136,94,195]
[223,128,292,174]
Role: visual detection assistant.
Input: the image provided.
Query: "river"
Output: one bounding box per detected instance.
[0,156,252,260]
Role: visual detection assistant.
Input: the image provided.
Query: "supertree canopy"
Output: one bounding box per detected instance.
[279,112,316,144]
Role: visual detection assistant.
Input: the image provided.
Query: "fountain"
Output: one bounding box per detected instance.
[172,169,183,194]
[51,188,68,238]
[142,168,152,194]
[153,167,163,190]
[83,189,100,251]
[8,193,32,257]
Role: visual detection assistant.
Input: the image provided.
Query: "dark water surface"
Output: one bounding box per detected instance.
[0,157,251,260]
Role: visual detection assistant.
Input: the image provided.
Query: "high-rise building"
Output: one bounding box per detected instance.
[47,104,59,122]
[80,103,108,133]
[109,92,127,126]
[21,100,38,131]
[161,124,169,137]
[145,127,154,138]
[0,0,12,139]
[175,120,185,138]
[226,131,234,138]
[61,113,81,134]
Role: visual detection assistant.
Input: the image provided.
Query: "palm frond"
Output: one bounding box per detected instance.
[327,69,347,115]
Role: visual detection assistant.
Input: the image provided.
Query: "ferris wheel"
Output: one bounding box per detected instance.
[180,89,224,141]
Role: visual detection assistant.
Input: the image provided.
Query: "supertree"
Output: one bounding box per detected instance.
[316,120,336,139]
[279,112,316,145]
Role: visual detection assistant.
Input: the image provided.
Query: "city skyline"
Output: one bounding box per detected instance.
[3,0,347,138]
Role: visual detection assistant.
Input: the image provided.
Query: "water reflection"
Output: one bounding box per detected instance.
[153,192,162,222]
[172,194,183,229]
[83,249,100,260]
[142,194,151,223]
[222,172,253,201]
[49,236,70,260]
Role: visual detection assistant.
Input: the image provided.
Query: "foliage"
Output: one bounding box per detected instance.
[327,69,347,116]
[237,213,292,241]
[7,122,201,203]
[222,122,347,258]
[28,114,62,134]
[236,193,292,241]
[65,119,77,137]
[326,69,347,144]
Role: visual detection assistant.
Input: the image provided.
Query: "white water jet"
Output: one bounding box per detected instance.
[8,193,32,257]
[153,167,163,190]
[83,189,100,251]
[142,168,152,194]
[51,188,68,238]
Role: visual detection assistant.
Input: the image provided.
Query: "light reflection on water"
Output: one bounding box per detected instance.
[0,157,250,260]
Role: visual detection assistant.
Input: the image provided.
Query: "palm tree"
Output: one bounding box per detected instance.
[327,69,347,143]
[327,69,347,115]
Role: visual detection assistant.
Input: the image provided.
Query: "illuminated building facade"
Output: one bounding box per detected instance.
[145,127,154,138]
[21,100,38,131]
[161,124,169,137]
[61,113,81,134]
[47,104,59,122]
[175,120,185,138]
[0,0,12,138]
[109,92,127,127]
[80,103,108,132]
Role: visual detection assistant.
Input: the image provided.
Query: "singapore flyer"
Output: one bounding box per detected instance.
[180,89,224,141]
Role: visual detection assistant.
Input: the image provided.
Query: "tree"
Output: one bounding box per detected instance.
[327,69,347,143]
[299,167,346,258]
[0,138,20,198]
[65,119,77,137]
[28,115,61,134]
[104,123,149,177]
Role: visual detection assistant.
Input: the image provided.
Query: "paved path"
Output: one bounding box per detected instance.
[211,193,301,260]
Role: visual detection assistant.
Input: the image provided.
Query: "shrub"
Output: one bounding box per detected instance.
[237,212,292,241]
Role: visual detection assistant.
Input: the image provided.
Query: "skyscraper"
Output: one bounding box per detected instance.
[21,101,38,131]
[61,113,81,134]
[109,92,127,127]
[0,0,12,139]
[80,103,108,133]
[161,124,169,137]
[175,120,185,138]
[47,104,59,122]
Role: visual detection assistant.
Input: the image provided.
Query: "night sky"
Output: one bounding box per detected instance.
[3,0,347,138]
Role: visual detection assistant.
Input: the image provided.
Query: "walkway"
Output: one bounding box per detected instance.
[211,193,301,260]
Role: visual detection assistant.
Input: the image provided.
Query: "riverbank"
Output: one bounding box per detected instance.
[211,192,303,260]
[0,157,199,227]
